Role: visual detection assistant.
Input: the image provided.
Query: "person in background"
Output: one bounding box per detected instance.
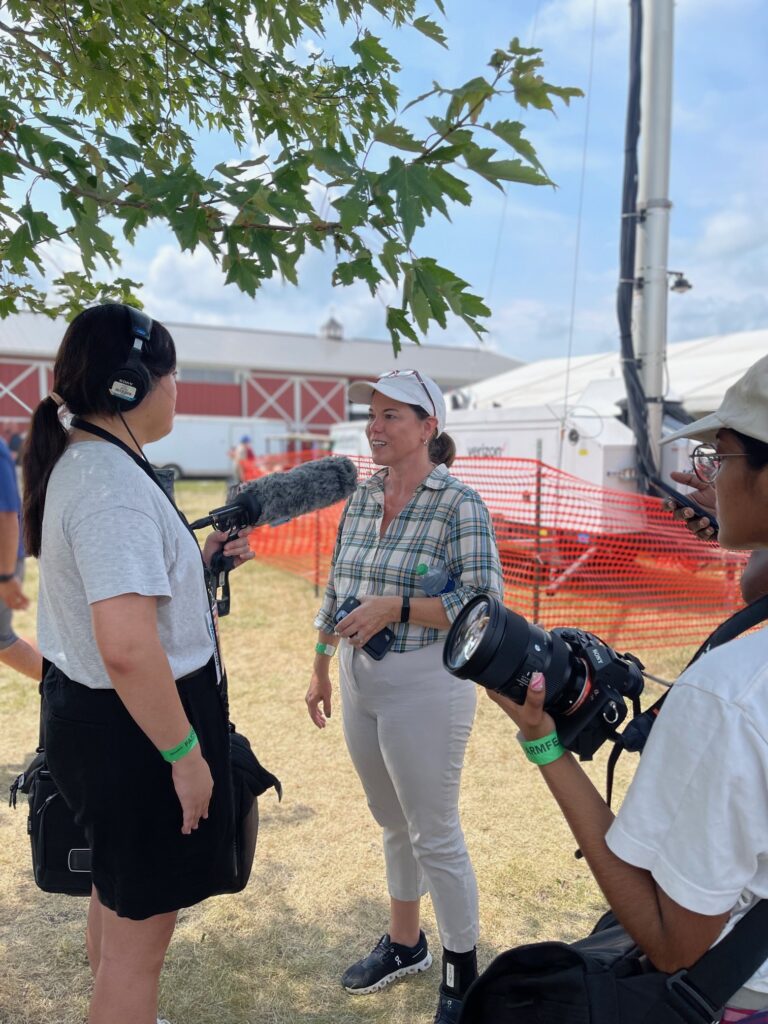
[0,433,42,680]
[306,369,504,1024]
[489,354,768,1022]
[23,303,254,1024]
[8,430,24,465]
[228,434,258,484]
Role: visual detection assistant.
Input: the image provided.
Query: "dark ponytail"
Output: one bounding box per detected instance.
[21,398,69,557]
[429,431,456,468]
[409,403,457,468]
[22,304,176,557]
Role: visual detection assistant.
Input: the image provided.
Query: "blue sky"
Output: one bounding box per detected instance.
[38,0,768,362]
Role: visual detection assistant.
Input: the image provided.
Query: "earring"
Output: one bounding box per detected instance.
[423,439,428,445]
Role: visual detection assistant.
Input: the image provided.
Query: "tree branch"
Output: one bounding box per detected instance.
[0,18,68,76]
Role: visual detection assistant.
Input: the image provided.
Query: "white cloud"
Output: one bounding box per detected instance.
[696,202,768,261]
[676,0,761,19]
[133,240,404,341]
[535,0,627,53]
[485,295,617,361]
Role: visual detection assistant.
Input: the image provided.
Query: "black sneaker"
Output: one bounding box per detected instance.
[341,931,432,994]
[433,989,463,1024]
[434,991,462,1024]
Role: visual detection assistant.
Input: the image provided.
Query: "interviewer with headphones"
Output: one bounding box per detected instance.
[22,304,254,1024]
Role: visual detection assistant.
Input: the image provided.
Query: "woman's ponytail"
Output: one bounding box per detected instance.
[22,396,69,557]
[429,431,456,468]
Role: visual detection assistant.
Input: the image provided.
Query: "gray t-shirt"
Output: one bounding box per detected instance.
[38,441,216,689]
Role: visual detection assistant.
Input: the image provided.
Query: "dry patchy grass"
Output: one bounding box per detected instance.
[0,481,692,1024]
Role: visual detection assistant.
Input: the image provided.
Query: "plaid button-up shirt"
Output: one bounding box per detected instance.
[315,463,504,651]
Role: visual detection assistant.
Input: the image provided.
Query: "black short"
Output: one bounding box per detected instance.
[43,658,236,920]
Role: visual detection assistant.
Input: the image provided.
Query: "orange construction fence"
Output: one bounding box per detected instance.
[248,455,746,652]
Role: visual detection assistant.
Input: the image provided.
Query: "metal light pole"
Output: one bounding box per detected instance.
[632,0,675,465]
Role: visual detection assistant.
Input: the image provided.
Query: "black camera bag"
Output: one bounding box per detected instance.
[10,749,91,896]
[226,722,282,892]
[460,903,768,1024]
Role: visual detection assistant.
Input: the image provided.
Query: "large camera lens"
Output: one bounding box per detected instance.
[444,595,575,707]
[445,596,646,759]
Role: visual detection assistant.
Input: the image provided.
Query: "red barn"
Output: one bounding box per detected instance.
[0,313,519,441]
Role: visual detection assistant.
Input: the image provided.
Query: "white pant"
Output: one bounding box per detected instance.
[340,641,479,952]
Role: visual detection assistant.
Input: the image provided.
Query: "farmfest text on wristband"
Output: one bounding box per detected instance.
[518,730,565,766]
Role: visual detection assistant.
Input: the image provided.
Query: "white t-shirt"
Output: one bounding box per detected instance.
[606,625,768,992]
[38,441,216,688]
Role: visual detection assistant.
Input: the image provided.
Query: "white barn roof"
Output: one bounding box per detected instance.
[458,328,768,416]
[0,312,519,390]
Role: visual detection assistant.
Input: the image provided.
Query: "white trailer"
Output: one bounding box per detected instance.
[328,420,371,457]
[144,414,283,479]
[328,379,689,493]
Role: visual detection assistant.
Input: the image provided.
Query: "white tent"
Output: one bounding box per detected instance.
[455,328,768,416]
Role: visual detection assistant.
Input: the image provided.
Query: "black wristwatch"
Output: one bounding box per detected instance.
[400,595,410,623]
[0,572,15,582]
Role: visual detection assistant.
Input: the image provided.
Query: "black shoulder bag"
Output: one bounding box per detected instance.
[10,422,281,896]
[460,596,768,1024]
[9,660,91,895]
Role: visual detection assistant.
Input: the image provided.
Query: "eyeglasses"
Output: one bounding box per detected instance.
[690,443,749,484]
[379,369,437,418]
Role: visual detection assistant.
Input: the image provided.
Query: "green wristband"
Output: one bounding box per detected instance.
[519,730,565,766]
[161,727,199,763]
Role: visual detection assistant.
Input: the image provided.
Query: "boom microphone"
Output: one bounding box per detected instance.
[189,456,358,532]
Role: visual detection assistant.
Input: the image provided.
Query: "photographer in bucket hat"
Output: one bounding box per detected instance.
[662,355,768,604]
[488,354,768,1021]
[663,353,768,449]
[306,369,503,1024]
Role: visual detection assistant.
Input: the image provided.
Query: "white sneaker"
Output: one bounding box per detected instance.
[157,1018,172,1023]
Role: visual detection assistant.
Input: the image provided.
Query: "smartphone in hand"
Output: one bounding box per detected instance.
[649,476,719,537]
[334,596,396,660]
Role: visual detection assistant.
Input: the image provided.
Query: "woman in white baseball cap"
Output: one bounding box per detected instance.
[306,369,504,1024]
[488,354,768,1021]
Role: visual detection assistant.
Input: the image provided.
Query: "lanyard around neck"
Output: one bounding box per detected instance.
[69,416,192,535]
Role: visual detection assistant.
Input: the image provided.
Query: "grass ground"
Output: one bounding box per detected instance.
[0,480,694,1024]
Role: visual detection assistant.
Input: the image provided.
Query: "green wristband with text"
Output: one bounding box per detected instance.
[161,727,198,764]
[519,730,565,766]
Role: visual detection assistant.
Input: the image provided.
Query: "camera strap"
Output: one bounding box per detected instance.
[605,593,768,808]
[69,417,195,535]
[597,597,768,1016]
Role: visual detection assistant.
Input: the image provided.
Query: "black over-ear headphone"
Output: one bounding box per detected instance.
[106,306,153,411]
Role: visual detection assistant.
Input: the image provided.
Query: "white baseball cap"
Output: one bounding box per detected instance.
[348,370,446,435]
[662,354,768,446]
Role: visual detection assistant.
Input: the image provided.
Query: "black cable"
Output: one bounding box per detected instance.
[616,0,658,491]
[118,410,147,462]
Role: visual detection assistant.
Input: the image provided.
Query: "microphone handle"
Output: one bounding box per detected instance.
[206,551,235,618]
[189,513,214,530]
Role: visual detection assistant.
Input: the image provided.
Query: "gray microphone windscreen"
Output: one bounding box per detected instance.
[240,456,358,526]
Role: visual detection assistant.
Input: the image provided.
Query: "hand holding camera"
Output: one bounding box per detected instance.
[486,670,559,743]
[443,595,645,760]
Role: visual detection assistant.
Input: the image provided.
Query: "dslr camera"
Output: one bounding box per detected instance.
[443,595,645,760]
